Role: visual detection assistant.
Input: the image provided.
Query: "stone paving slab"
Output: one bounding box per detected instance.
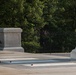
[0,51,70,64]
[0,51,70,59]
[0,65,76,75]
[0,51,76,75]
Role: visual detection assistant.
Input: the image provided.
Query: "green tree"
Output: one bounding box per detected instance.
[40,0,59,52]
[40,0,76,52]
[21,0,45,52]
[0,0,76,53]
[0,0,24,27]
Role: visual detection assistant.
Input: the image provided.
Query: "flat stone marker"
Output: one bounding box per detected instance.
[0,28,24,52]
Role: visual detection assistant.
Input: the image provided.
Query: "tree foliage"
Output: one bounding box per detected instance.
[40,0,76,52]
[0,0,76,52]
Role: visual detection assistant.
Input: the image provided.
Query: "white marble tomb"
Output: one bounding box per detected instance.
[0,28,24,52]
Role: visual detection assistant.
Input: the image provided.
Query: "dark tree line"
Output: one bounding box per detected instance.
[0,0,76,52]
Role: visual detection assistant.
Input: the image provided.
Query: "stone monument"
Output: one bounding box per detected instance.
[0,28,24,52]
[71,47,76,59]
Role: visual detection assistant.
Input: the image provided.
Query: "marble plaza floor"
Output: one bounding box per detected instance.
[0,51,76,75]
